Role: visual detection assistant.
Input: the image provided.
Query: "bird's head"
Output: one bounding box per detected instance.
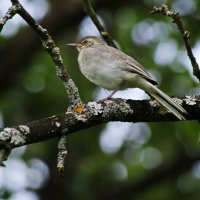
[67,36,105,52]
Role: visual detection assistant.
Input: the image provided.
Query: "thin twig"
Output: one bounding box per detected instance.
[150,4,200,82]
[83,0,117,48]
[10,0,82,106]
[0,4,20,32]
[57,135,68,177]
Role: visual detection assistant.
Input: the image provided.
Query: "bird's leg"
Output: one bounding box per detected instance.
[98,89,119,102]
[106,89,119,99]
[100,82,124,101]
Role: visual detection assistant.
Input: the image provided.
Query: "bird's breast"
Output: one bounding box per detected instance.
[78,48,124,90]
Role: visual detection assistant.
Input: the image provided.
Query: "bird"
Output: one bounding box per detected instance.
[67,36,187,120]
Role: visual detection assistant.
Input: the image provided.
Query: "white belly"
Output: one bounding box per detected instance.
[78,49,123,90]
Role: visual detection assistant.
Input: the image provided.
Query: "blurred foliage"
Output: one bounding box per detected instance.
[0,0,200,200]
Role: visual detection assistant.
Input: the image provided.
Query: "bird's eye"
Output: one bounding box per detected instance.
[83,39,88,44]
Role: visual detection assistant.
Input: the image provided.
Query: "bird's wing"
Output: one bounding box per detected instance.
[125,58,158,85]
[112,47,158,85]
[94,44,158,85]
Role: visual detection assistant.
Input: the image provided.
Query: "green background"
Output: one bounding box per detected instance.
[0,0,200,199]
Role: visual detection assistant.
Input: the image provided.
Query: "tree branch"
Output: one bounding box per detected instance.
[150,4,200,82]
[0,95,197,160]
[11,0,82,106]
[0,4,20,32]
[83,0,117,48]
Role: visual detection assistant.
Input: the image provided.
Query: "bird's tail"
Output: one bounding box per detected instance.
[149,86,187,120]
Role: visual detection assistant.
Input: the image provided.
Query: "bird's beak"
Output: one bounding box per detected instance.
[66,43,77,47]
[66,43,83,49]
[66,43,83,52]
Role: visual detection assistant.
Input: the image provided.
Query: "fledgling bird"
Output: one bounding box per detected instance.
[67,36,187,120]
